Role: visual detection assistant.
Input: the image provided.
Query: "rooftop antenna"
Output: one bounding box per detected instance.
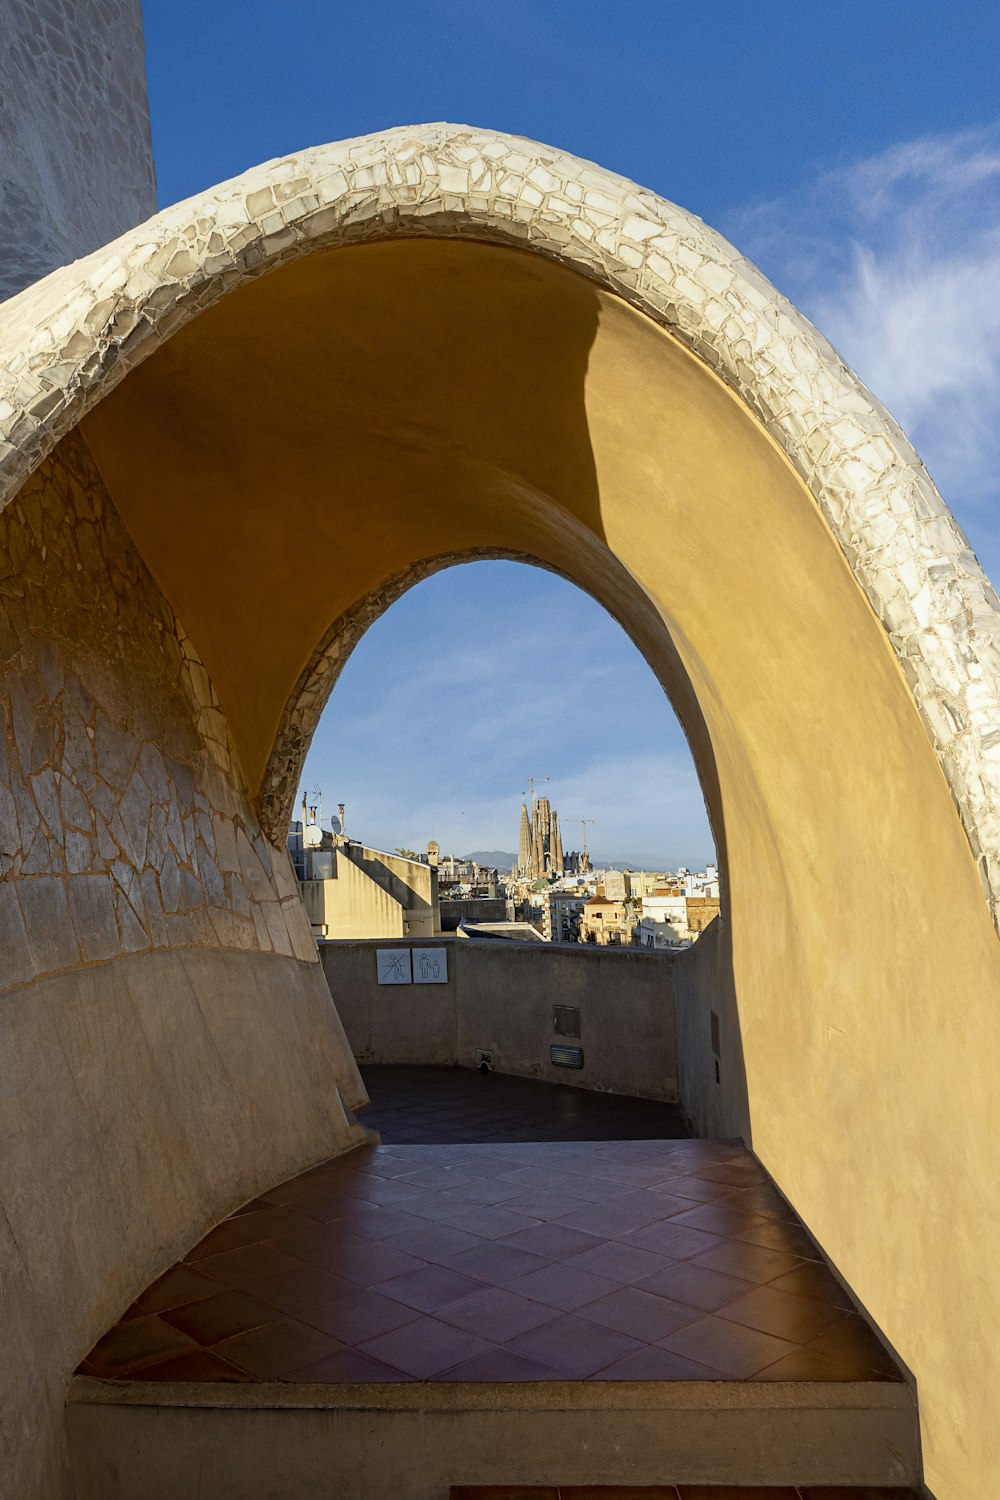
[309,784,323,826]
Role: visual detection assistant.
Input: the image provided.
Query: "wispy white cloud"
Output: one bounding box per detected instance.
[727,122,1000,581]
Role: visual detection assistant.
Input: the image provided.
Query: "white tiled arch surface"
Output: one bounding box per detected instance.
[1,122,998,928]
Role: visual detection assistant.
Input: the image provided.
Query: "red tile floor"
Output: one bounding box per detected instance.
[81,1067,904,1389]
[450,1488,921,1499]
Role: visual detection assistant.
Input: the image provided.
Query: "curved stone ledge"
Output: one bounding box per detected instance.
[0,123,997,926]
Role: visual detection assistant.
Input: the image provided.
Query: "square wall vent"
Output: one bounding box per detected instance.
[553,1004,581,1037]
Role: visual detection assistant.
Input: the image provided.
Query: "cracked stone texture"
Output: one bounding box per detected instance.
[0,124,996,931]
[0,0,156,303]
[0,429,316,992]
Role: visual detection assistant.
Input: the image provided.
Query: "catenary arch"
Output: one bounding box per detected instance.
[1,125,998,930]
[2,126,1000,1500]
[258,546,728,877]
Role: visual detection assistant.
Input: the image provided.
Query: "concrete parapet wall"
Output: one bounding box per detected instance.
[322,937,678,1102]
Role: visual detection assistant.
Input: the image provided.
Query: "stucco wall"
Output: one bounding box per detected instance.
[323,937,679,1103]
[0,433,366,1500]
[0,0,156,302]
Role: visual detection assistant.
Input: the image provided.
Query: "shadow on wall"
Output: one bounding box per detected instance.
[321,927,750,1140]
[673,917,750,1144]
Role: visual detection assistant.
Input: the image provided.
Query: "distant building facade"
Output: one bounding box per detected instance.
[578,891,634,946]
[291,819,441,941]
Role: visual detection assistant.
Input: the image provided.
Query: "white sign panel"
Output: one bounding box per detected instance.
[412,947,448,984]
[376,948,412,985]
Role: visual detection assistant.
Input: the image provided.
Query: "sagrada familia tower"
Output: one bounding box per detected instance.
[518,795,565,878]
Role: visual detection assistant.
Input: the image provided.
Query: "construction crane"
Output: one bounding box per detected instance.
[497,774,550,806]
[570,817,595,870]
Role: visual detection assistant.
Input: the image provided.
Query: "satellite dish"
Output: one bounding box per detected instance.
[303,824,323,848]
[329,815,342,835]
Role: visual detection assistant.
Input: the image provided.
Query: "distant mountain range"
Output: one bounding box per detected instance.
[464,850,641,873]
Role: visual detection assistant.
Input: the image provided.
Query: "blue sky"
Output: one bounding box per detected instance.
[144,1,1000,866]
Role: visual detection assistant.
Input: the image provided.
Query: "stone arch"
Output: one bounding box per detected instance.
[1,127,1000,1500]
[1,124,997,926]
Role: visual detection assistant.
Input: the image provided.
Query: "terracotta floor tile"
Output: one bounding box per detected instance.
[579,1286,701,1342]
[668,1203,770,1237]
[503,1312,642,1378]
[503,1264,618,1312]
[221,1205,320,1243]
[500,1223,605,1260]
[561,1488,680,1498]
[440,1204,544,1240]
[592,1344,722,1380]
[339,1176,429,1207]
[437,1176,532,1206]
[125,1348,253,1382]
[378,1263,489,1313]
[358,1316,493,1378]
[554,1195,665,1238]
[676,1488,800,1498]
[732,1218,823,1259]
[213,1318,344,1379]
[715,1285,847,1344]
[547,1178,645,1205]
[319,1235,428,1288]
[797,1488,923,1498]
[634,1262,757,1313]
[193,1241,312,1295]
[749,1345,894,1382]
[436,1348,566,1381]
[159,1289,278,1346]
[182,1223,260,1261]
[307,1288,423,1344]
[86,1315,197,1377]
[498,1193,593,1221]
[283,1348,414,1382]
[620,1222,723,1261]
[806,1314,903,1378]
[659,1313,800,1378]
[692,1162,768,1188]
[689,1240,804,1284]
[136,1264,222,1314]
[766,1262,858,1311]
[722,1186,800,1223]
[396,1223,491,1265]
[404,1191,488,1223]
[86,1073,900,1400]
[561,1241,673,1285]
[116,1302,147,1323]
[499,1165,596,1194]
[629,1189,701,1219]
[247,1264,356,1320]
[259,1223,349,1268]
[450,1488,558,1499]
[321,1205,429,1241]
[435,1286,560,1342]
[444,1242,552,1286]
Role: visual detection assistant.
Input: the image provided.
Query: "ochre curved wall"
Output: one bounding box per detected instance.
[74,238,1000,1496]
